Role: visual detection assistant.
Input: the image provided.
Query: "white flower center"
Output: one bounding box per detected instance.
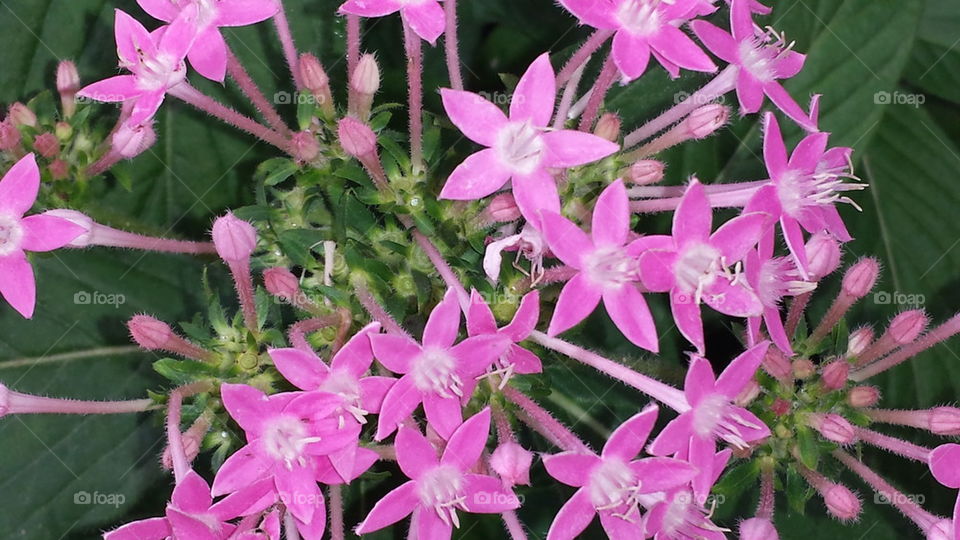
[659,490,724,538]
[494,121,545,175]
[133,51,187,92]
[0,213,24,257]
[588,458,641,515]
[585,247,638,290]
[418,465,467,528]
[673,242,723,296]
[692,393,764,449]
[411,348,463,398]
[261,415,320,469]
[193,0,220,29]
[319,369,368,425]
[756,257,813,308]
[738,28,794,83]
[615,0,663,36]
[775,159,864,218]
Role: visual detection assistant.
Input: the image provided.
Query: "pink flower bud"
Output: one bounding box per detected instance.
[8,102,36,128]
[847,386,880,408]
[489,442,533,487]
[763,347,793,381]
[48,159,70,180]
[928,407,960,436]
[805,231,841,280]
[299,53,329,94]
[887,310,928,345]
[593,113,621,142]
[212,212,257,263]
[263,267,301,300]
[42,209,94,247]
[841,257,880,298]
[128,314,174,350]
[112,121,156,159]
[846,327,874,357]
[33,132,59,158]
[820,360,849,390]
[823,483,861,522]
[684,104,729,139]
[162,430,201,471]
[739,518,779,540]
[338,117,378,158]
[0,119,21,150]
[793,358,816,380]
[351,54,380,96]
[735,379,761,406]
[809,413,856,444]
[772,398,791,416]
[291,131,320,163]
[628,160,665,185]
[482,193,522,224]
[56,60,80,97]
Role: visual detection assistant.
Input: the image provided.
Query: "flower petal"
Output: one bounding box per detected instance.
[542,452,599,487]
[542,130,619,169]
[375,375,422,440]
[466,290,498,336]
[462,473,521,512]
[338,0,400,17]
[547,274,603,336]
[540,210,593,268]
[647,412,693,457]
[331,322,380,376]
[648,25,716,73]
[450,334,510,378]
[220,383,273,434]
[358,375,395,413]
[702,278,763,318]
[402,1,445,44]
[395,426,440,479]
[546,488,596,540]
[762,113,789,179]
[439,149,512,200]
[370,334,421,374]
[736,71,765,113]
[690,20,738,64]
[603,285,659,352]
[211,446,270,496]
[416,505,453,540]
[715,341,769,398]
[19,214,85,252]
[780,215,809,276]
[104,517,172,540]
[268,348,327,390]
[671,289,705,354]
[637,249,678,292]
[788,132,829,171]
[557,0,617,29]
[422,393,463,440]
[501,290,540,341]
[76,75,142,103]
[631,457,699,493]
[171,470,213,513]
[0,154,40,216]
[684,355,717,407]
[115,9,157,63]
[929,444,960,488]
[188,27,228,82]
[612,31,651,81]
[764,82,817,131]
[603,403,659,460]
[709,211,769,262]
[513,168,561,229]
[730,0,754,42]
[136,0,179,22]
[673,180,712,245]
[216,0,280,26]
[442,408,491,470]
[439,89,509,147]
[423,288,461,348]
[591,179,629,248]
[354,480,419,534]
[511,53,556,126]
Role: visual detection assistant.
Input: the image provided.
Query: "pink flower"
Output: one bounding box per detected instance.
[746,113,861,277]
[466,290,543,379]
[743,246,814,355]
[0,154,85,318]
[558,0,716,80]
[439,54,619,227]
[930,444,960,540]
[371,289,510,440]
[541,179,659,351]
[691,0,816,130]
[137,0,279,81]
[355,409,520,538]
[637,179,769,353]
[643,487,727,540]
[339,0,445,44]
[649,343,771,479]
[211,385,361,530]
[483,223,547,281]
[77,9,196,124]
[543,404,698,540]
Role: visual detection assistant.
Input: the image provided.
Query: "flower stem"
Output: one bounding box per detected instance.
[355,284,411,338]
[166,386,189,482]
[329,484,345,540]
[226,50,290,135]
[273,3,301,89]
[556,30,615,86]
[784,291,812,339]
[578,53,618,132]
[757,463,776,520]
[853,427,931,462]
[411,231,470,312]
[630,187,758,213]
[227,259,259,335]
[403,21,425,173]
[444,0,464,91]
[82,223,217,255]
[287,316,340,352]
[501,385,591,453]
[346,15,361,78]
[553,62,588,130]
[0,389,154,416]
[501,510,528,540]
[850,314,960,381]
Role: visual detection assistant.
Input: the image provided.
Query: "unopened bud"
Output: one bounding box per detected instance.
[823,483,861,522]
[772,398,791,416]
[735,379,761,406]
[48,159,70,180]
[350,54,380,119]
[0,120,21,150]
[489,442,533,487]
[928,407,960,436]
[263,267,301,300]
[763,347,793,381]
[212,212,257,263]
[291,131,320,163]
[841,257,880,298]
[820,360,849,390]
[887,310,928,345]
[128,314,174,350]
[809,413,855,444]
[628,160,665,185]
[8,103,36,128]
[684,104,729,139]
[593,113,621,142]
[338,117,378,158]
[847,386,880,408]
[55,122,73,141]
[33,133,59,158]
[739,517,779,540]
[57,60,81,117]
[299,53,334,116]
[482,193,522,224]
[112,121,156,159]
[161,414,211,471]
[793,358,815,380]
[846,327,874,357]
[805,231,841,280]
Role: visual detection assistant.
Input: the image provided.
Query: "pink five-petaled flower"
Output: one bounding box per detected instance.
[212,385,360,531]
[339,0,445,44]
[355,408,520,538]
[541,179,659,351]
[466,289,542,381]
[371,289,510,440]
[137,0,280,82]
[543,404,699,540]
[439,54,619,228]
[649,342,772,488]
[558,0,716,80]
[637,179,769,353]
[745,112,860,278]
[77,9,195,124]
[0,154,85,318]
[930,444,960,540]
[744,246,814,355]
[691,0,816,130]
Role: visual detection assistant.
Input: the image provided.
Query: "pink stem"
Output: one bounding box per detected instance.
[355,284,411,338]
[784,291,812,339]
[492,404,517,444]
[757,465,775,520]
[853,427,931,462]
[403,22,425,173]
[1,389,153,416]
[851,314,960,381]
[556,29,615,86]
[630,187,758,213]
[501,510,528,540]
[411,231,470,312]
[444,0,464,91]
[501,385,591,453]
[169,84,291,153]
[287,316,339,352]
[329,484,345,540]
[529,331,690,412]
[553,62,587,130]
[347,15,361,78]
[578,54,618,132]
[273,4,301,89]
[166,387,189,482]
[626,180,769,199]
[81,223,217,255]
[86,151,124,177]
[226,50,290,135]
[807,293,858,346]
[227,259,259,335]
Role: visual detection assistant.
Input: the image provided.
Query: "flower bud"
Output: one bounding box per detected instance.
[763,347,793,381]
[212,212,257,263]
[48,159,70,180]
[41,209,94,247]
[792,358,815,380]
[847,386,880,408]
[482,193,522,224]
[805,231,841,280]
[887,310,928,345]
[55,122,73,141]
[846,327,874,357]
[684,104,729,139]
[593,113,621,142]
[823,483,861,522]
[33,133,59,158]
[299,53,334,116]
[57,60,81,117]
[112,121,156,159]
[735,379,761,406]
[928,407,960,436]
[627,160,665,185]
[820,360,849,390]
[128,314,174,350]
[739,517,779,540]
[0,119,21,150]
[263,267,301,300]
[8,102,36,128]
[841,257,880,298]
[350,54,379,118]
[489,442,533,487]
[772,398,791,416]
[291,131,320,163]
[161,414,211,471]
[809,413,855,444]
[338,117,378,158]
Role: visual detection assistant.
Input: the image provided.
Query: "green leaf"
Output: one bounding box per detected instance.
[904,0,960,104]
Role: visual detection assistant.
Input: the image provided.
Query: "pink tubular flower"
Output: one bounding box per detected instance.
[649,343,771,479]
[439,54,619,227]
[558,0,716,80]
[339,0,445,44]
[691,0,815,130]
[541,179,659,351]
[137,0,279,81]
[466,290,543,379]
[637,179,769,353]
[0,154,85,318]
[744,245,814,355]
[543,404,698,540]
[355,409,520,538]
[746,113,862,277]
[371,289,510,440]
[78,9,196,124]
